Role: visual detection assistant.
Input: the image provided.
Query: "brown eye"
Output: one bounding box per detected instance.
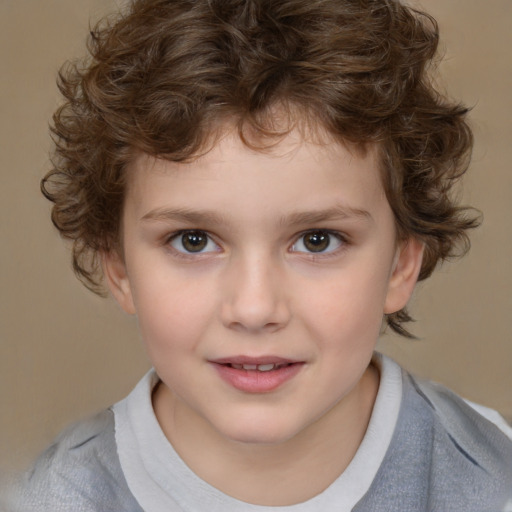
[291,230,343,254]
[170,230,218,253]
[303,231,330,252]
[182,231,207,252]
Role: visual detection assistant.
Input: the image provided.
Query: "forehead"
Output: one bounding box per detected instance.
[123,128,388,230]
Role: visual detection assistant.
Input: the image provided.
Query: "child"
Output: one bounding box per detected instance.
[8,0,512,510]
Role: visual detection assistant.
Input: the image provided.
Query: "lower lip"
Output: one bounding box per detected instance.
[212,363,304,393]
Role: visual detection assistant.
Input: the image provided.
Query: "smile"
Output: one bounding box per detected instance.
[210,357,304,393]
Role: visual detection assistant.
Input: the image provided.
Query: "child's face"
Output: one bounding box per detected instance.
[104,128,422,447]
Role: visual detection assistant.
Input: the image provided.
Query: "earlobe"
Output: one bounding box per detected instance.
[101,251,136,315]
[384,238,424,314]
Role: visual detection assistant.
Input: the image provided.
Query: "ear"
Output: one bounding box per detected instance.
[101,251,136,315]
[384,238,424,314]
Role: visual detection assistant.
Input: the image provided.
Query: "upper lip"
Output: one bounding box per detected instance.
[210,356,299,365]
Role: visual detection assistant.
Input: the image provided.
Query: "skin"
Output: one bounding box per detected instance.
[103,127,423,506]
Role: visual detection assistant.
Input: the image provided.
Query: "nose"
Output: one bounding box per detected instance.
[220,253,291,334]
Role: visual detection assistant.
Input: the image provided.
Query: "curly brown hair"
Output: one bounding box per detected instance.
[42,0,480,337]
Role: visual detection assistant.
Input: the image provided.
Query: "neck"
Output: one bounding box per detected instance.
[153,364,379,506]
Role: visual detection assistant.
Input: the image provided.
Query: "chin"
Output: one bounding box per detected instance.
[213,414,304,446]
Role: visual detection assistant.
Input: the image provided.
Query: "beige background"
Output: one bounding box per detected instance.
[1,0,511,475]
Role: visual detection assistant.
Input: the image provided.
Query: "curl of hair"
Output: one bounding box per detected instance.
[43,0,480,335]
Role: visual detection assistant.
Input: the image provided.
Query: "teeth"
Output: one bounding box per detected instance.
[256,364,275,372]
[228,363,291,371]
[231,363,278,371]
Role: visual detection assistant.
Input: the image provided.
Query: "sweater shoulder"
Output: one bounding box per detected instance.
[8,409,142,512]
[411,374,512,473]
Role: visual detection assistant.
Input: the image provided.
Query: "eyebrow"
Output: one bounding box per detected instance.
[141,204,372,227]
[141,207,227,225]
[280,205,373,226]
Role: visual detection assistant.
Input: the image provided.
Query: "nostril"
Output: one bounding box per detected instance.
[227,320,286,334]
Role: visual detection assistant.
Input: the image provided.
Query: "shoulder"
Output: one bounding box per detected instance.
[357,358,512,511]
[402,373,512,509]
[8,409,142,512]
[409,375,512,466]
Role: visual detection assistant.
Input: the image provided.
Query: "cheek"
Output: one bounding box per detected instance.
[131,275,217,355]
[306,264,391,346]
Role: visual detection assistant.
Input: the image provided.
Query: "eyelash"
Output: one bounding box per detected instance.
[164,229,349,258]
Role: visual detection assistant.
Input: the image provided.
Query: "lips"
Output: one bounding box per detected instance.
[210,356,304,393]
